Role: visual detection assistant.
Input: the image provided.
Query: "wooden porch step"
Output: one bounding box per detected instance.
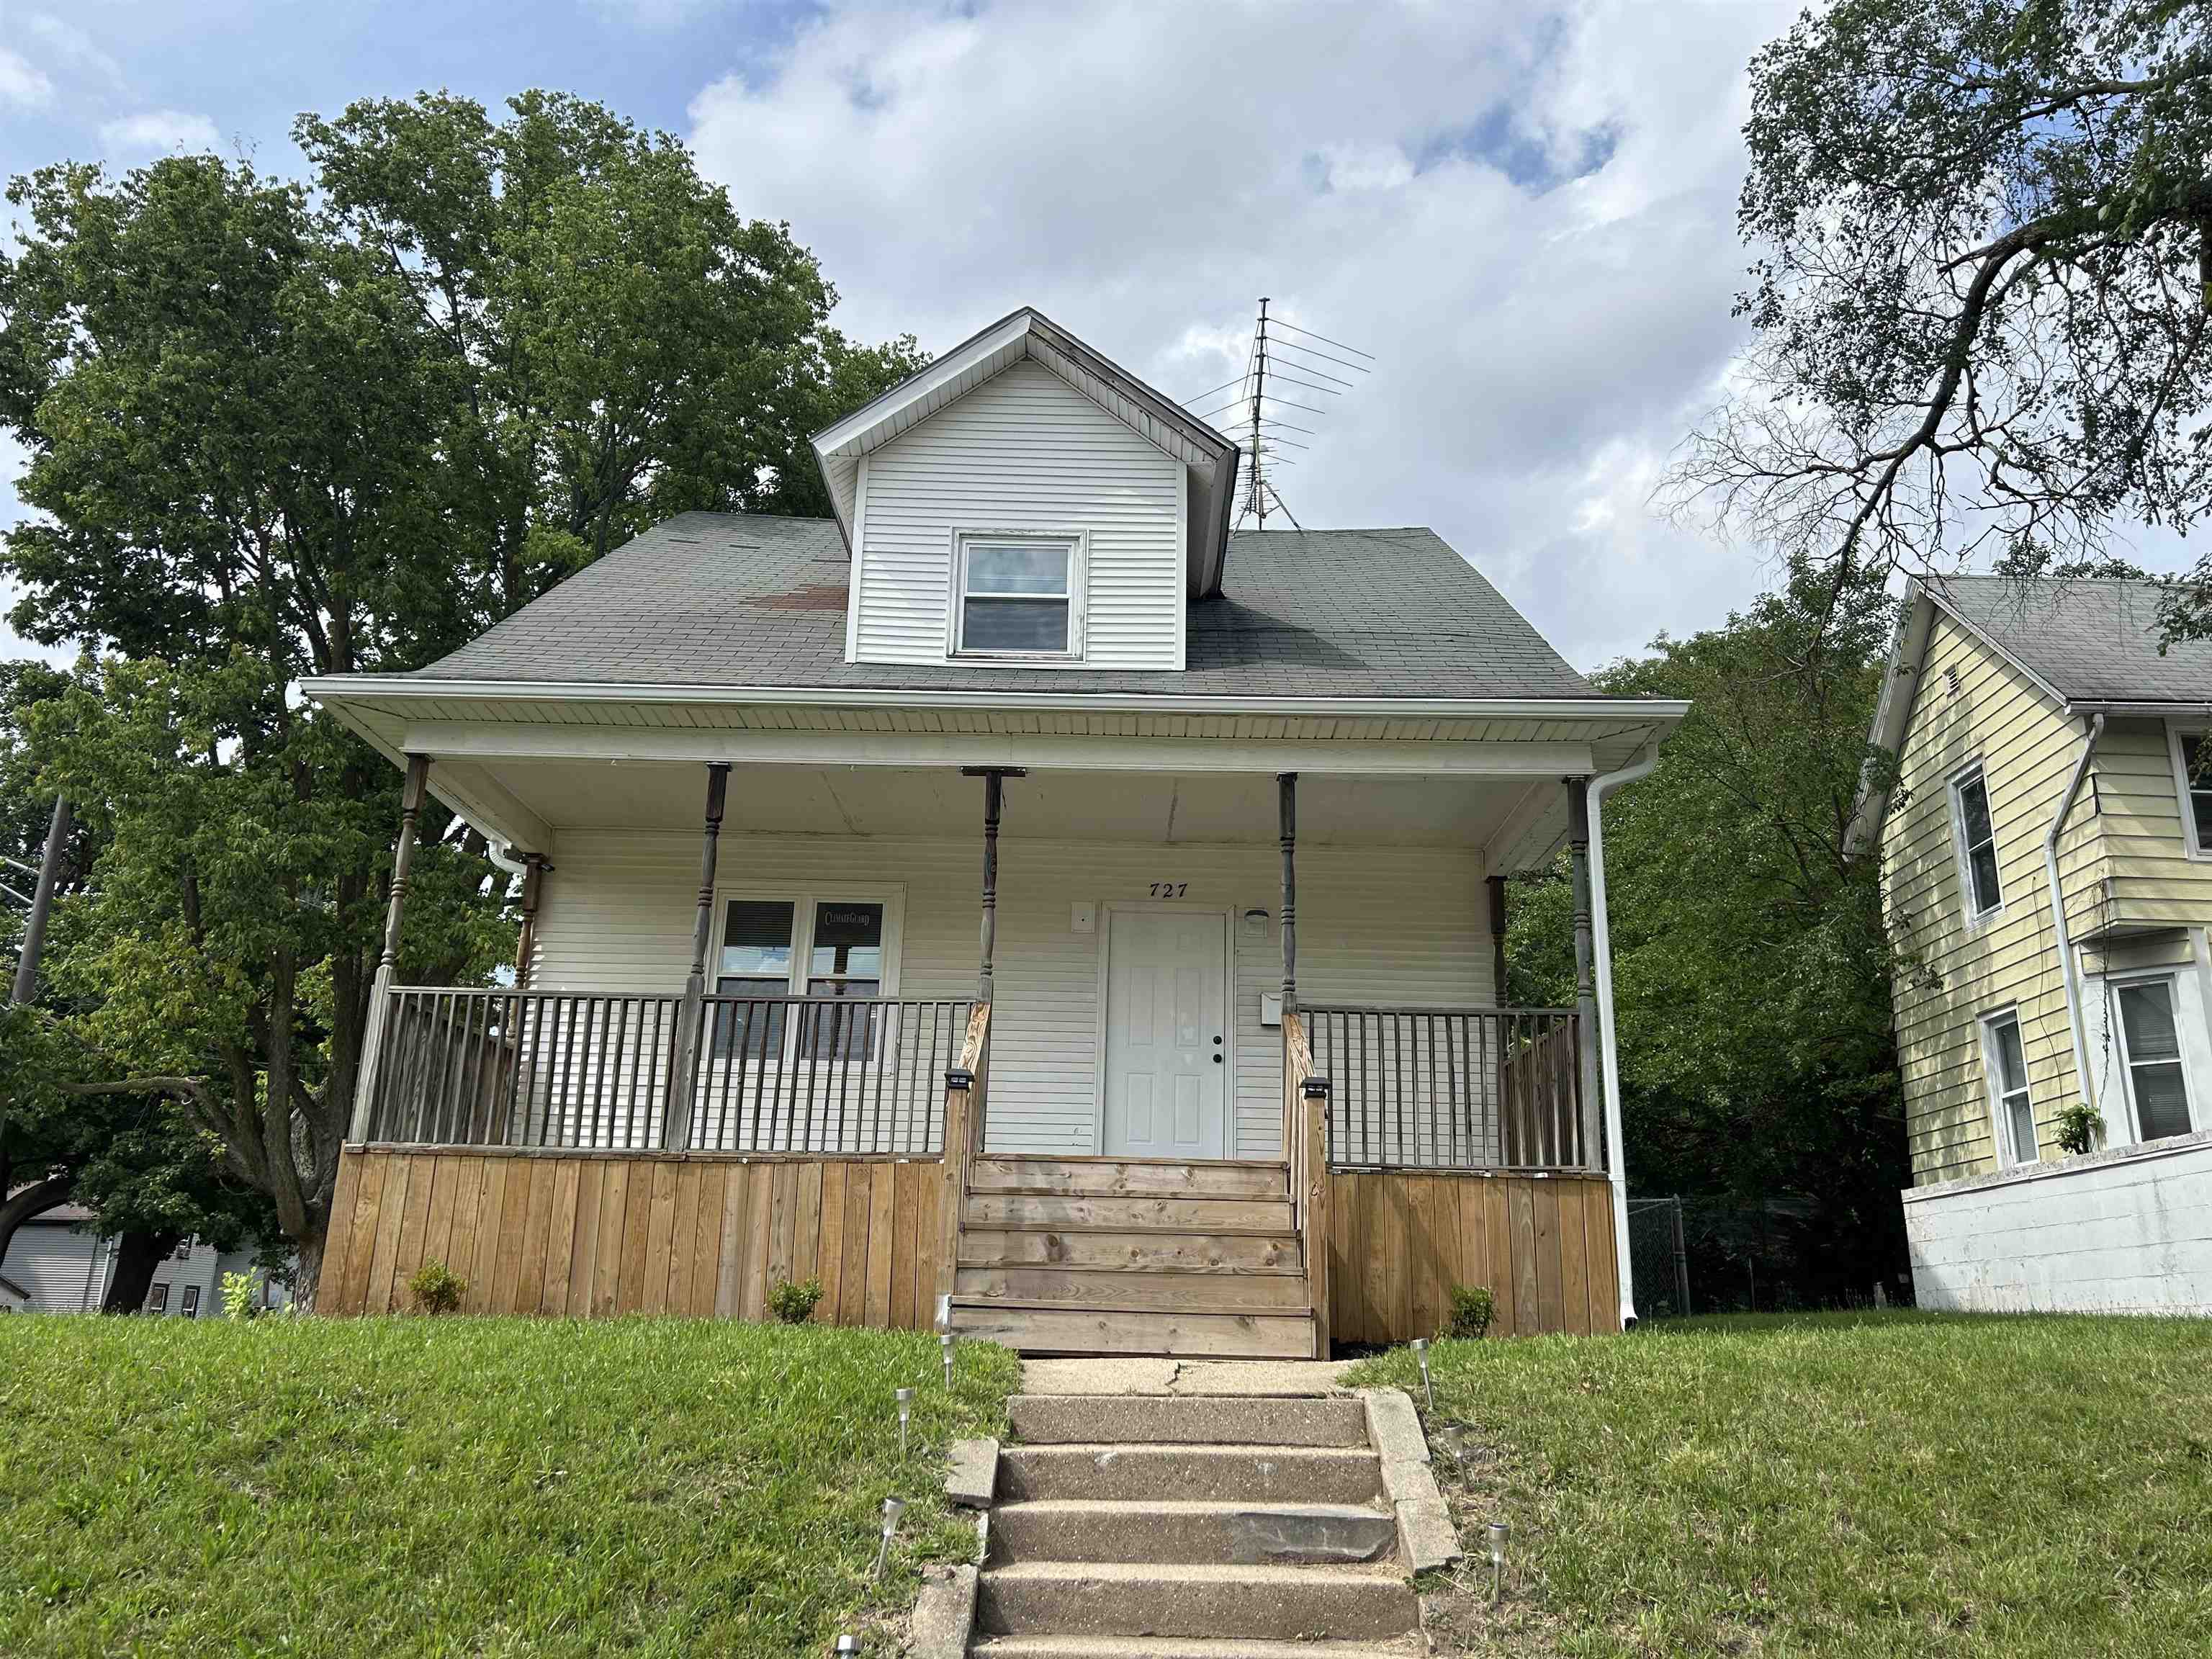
[966,1193,1294,1232]
[969,1157,1288,1199]
[960,1226,1302,1273]
[956,1266,1310,1311]
[951,1302,1316,1359]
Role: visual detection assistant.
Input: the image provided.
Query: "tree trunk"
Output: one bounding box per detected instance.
[0,1174,74,1270]
[101,1229,182,1313]
[291,1231,324,1314]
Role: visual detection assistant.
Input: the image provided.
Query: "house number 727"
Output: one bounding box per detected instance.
[1148,882,1188,899]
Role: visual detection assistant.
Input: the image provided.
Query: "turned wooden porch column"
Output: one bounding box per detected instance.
[1486,873,1509,1000]
[1567,777,1604,1172]
[349,754,431,1141]
[665,762,731,1151]
[1278,771,1298,1017]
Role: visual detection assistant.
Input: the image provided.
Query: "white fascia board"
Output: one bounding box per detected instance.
[315,693,552,855]
[813,311,1035,459]
[301,673,1689,725]
[1844,587,1935,855]
[394,721,1601,778]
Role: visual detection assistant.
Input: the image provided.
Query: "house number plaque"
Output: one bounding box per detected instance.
[1147,883,1189,899]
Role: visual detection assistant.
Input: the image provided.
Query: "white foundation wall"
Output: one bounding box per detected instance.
[1903,1132,2212,1314]
[531,829,1495,1159]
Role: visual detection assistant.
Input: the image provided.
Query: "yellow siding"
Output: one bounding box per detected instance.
[2080,718,2212,931]
[1882,613,2092,1184]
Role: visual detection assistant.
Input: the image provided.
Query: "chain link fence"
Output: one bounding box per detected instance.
[1627,1192,1911,1318]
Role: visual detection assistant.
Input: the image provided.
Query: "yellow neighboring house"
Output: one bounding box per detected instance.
[1852,576,2212,1314]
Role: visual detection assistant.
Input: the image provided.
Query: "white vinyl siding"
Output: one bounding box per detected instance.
[534,829,1495,1159]
[848,359,1184,670]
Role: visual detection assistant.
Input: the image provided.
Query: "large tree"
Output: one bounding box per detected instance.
[0,95,923,1299]
[1675,0,2212,629]
[1508,573,1912,1305]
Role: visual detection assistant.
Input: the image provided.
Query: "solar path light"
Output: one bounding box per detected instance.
[871,1496,907,1582]
[1410,1336,1433,1411]
[834,1637,861,1655]
[895,1387,916,1458]
[1488,1519,1509,1604]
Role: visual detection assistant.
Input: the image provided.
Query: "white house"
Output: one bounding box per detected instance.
[305,307,1683,1355]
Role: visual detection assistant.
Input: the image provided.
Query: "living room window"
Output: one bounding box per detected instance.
[1950,763,2002,920]
[710,893,898,1061]
[2116,978,2197,1141]
[2166,726,2212,856]
[951,533,1083,657]
[1981,1010,2038,1167]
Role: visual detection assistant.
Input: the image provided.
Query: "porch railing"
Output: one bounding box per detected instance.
[361,986,977,1155]
[1305,1004,1588,1170]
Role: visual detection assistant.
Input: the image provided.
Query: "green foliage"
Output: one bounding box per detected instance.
[1508,574,1910,1298]
[2054,1102,2104,1156]
[1677,1,2212,626]
[219,1270,259,1321]
[1442,1282,1496,1340]
[405,1259,467,1315]
[0,94,925,1274]
[0,1318,1020,1656]
[768,1275,825,1324]
[1349,1311,2212,1655]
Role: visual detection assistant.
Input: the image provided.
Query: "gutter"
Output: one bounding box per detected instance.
[2045,713,2105,1133]
[1588,744,1660,1331]
[298,674,1691,724]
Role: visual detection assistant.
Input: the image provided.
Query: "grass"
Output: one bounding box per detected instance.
[1348,1310,2212,1658]
[0,1315,1020,1658]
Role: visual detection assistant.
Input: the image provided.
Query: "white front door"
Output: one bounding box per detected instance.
[1102,908,1228,1158]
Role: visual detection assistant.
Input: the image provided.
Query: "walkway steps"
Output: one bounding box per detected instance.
[948,1156,1314,1357]
[990,1499,1397,1565]
[997,1444,1385,1505]
[969,1639,1421,1658]
[975,1562,1417,1642]
[1007,1393,1366,1447]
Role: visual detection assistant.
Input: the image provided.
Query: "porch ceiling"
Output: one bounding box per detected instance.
[469,758,1563,856]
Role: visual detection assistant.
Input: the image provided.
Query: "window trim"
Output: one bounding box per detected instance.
[1947,759,2005,927]
[2162,721,2212,861]
[709,885,907,1003]
[1978,1007,2038,1168]
[946,529,1088,662]
[2110,970,2199,1143]
[180,1284,201,1317]
[147,1283,169,1314]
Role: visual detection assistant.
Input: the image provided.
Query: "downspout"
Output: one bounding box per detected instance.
[2044,714,2106,1133]
[1588,747,1660,1331]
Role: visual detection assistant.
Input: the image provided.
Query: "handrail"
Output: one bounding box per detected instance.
[936,1003,992,1311]
[1283,1011,1329,1356]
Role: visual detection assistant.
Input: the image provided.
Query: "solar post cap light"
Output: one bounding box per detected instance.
[1410,1336,1434,1411]
[1488,1520,1509,1604]
[940,1331,956,1389]
[895,1387,916,1458]
[871,1496,907,1582]
[834,1639,862,1655]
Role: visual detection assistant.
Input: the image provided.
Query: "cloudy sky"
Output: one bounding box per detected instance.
[4,0,1865,673]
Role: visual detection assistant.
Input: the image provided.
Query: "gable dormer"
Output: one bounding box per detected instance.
[811,310,1240,671]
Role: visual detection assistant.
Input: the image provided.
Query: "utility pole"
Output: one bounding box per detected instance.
[10,796,71,1006]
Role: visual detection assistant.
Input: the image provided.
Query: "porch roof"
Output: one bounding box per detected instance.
[382,515,1610,702]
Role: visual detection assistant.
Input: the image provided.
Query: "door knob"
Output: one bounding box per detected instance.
[1213,1053,1223,1064]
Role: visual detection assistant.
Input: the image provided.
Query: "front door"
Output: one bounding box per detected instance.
[1102,908,1228,1158]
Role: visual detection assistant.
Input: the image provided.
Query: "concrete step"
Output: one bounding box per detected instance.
[998,1443,1385,1505]
[955,1265,1310,1312]
[964,1192,1294,1232]
[971,1637,1424,1658]
[990,1499,1396,1567]
[953,1304,1314,1359]
[969,1158,1290,1199]
[1007,1393,1369,1448]
[959,1226,1301,1273]
[976,1561,1419,1642]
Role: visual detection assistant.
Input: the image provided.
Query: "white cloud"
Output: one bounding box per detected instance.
[99,109,222,158]
[685,0,1805,669]
[24,13,123,85]
[0,46,55,110]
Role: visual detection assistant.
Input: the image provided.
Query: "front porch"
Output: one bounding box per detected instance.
[313,737,1635,1353]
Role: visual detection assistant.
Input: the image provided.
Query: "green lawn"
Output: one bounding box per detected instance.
[0,1316,1019,1658]
[1349,1310,2212,1658]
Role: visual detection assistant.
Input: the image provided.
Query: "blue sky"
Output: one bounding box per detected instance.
[9,0,2139,676]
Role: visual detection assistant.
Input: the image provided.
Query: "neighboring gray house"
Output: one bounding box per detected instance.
[0,1204,287,1315]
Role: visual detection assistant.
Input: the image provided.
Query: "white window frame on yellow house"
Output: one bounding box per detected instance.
[1947,757,2005,929]
[1978,1006,2039,1168]
[2162,721,2212,860]
[2106,969,2205,1145]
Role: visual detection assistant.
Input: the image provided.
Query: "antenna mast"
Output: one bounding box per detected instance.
[1185,299,1373,532]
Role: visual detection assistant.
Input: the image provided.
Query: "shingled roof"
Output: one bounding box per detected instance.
[413,512,1596,701]
[1930,575,2212,705]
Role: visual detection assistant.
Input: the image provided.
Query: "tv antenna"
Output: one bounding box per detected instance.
[1183,297,1373,529]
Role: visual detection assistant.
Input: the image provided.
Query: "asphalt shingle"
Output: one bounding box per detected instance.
[415,512,1596,700]
[1932,575,2212,704]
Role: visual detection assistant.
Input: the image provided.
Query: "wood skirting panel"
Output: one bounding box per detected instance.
[1325,1169,1619,1342]
[318,1146,944,1327]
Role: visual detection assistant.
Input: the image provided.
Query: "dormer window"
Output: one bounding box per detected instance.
[951,531,1085,659]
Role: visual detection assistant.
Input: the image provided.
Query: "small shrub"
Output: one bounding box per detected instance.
[408,1259,467,1315]
[2054,1103,2103,1156]
[220,1269,261,1321]
[1442,1282,1496,1340]
[768,1275,824,1324]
